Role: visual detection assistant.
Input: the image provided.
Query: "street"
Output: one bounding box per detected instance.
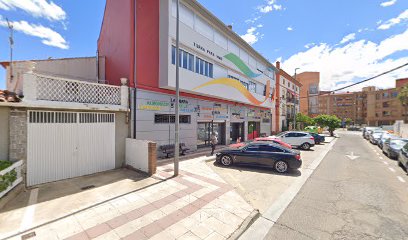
[263,131,408,240]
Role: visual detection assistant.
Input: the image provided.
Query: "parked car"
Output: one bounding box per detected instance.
[363,127,381,139]
[216,142,302,173]
[383,138,408,159]
[398,143,408,170]
[304,126,318,134]
[271,131,315,150]
[377,132,397,149]
[229,137,292,149]
[369,130,387,145]
[309,133,325,144]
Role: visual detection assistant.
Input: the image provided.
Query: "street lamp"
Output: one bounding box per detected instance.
[294,68,300,130]
[174,0,180,176]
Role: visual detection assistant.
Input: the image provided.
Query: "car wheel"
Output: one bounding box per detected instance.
[398,161,403,167]
[220,155,233,166]
[274,160,288,173]
[301,143,311,150]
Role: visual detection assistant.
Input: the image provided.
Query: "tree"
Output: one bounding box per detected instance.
[314,114,341,136]
[397,85,408,122]
[296,113,315,127]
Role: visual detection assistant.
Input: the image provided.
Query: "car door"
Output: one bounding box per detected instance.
[258,145,287,167]
[235,144,260,165]
[282,132,297,146]
[296,133,309,145]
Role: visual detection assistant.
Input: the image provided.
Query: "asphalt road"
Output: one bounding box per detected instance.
[265,131,408,240]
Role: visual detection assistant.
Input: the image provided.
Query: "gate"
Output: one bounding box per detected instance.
[27,111,115,186]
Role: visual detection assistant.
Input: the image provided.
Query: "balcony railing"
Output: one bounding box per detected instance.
[23,73,128,110]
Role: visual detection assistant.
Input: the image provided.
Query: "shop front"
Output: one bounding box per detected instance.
[196,102,228,147]
[230,106,246,143]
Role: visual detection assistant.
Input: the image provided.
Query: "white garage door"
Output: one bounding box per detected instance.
[27,111,115,186]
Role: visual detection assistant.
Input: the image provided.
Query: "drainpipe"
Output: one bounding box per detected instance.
[96,50,99,83]
[132,0,137,139]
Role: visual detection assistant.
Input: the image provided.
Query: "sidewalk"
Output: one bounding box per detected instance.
[3,156,254,240]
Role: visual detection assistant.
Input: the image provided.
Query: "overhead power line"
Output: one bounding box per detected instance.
[299,62,408,99]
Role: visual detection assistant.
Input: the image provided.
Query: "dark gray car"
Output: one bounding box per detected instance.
[215,142,302,173]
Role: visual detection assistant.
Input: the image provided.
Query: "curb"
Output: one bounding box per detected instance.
[227,209,260,240]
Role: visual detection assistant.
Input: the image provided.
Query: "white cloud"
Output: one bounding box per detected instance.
[0,0,66,21]
[245,16,261,24]
[257,24,263,28]
[340,33,356,44]
[240,26,262,45]
[258,0,283,14]
[0,16,68,49]
[259,5,273,13]
[380,0,397,7]
[378,9,408,30]
[273,4,282,10]
[304,43,316,49]
[281,29,408,91]
[287,26,293,31]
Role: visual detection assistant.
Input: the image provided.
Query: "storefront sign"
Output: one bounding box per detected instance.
[230,106,246,120]
[137,100,170,111]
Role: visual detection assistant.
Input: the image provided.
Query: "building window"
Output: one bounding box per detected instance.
[392,91,398,98]
[383,92,389,98]
[154,114,191,124]
[248,81,256,93]
[376,93,380,100]
[195,57,213,78]
[171,46,194,71]
[241,81,249,90]
[383,102,389,108]
[383,111,390,117]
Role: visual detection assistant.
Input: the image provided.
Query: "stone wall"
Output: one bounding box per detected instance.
[9,109,27,162]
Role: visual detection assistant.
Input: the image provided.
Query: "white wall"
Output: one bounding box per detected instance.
[160,0,275,109]
[5,57,105,95]
[126,139,149,173]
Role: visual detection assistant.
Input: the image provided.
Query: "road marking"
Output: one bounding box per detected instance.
[346,152,359,160]
[389,167,396,172]
[240,138,338,240]
[20,188,39,231]
[397,176,406,183]
[383,161,389,165]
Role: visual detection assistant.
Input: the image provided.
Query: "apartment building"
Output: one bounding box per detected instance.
[98,0,278,151]
[365,78,408,126]
[274,61,302,131]
[296,72,320,117]
[318,78,407,126]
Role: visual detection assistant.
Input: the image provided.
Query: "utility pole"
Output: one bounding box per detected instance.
[174,0,180,176]
[6,18,14,82]
[294,68,300,130]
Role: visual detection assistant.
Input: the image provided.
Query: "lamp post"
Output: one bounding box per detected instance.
[294,68,300,130]
[174,0,180,176]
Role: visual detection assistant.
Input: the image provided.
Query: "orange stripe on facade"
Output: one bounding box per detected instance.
[193,78,271,106]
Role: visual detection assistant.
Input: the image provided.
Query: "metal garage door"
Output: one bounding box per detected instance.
[27,111,115,186]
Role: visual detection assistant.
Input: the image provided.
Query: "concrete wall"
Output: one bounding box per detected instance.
[5,57,106,95]
[0,107,10,160]
[394,121,408,138]
[115,112,130,168]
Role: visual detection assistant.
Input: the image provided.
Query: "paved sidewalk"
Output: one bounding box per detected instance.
[5,156,253,240]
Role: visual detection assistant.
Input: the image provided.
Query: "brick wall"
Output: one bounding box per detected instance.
[9,108,27,162]
[148,142,157,175]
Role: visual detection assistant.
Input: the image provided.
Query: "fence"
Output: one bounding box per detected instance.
[23,73,128,109]
[0,160,23,199]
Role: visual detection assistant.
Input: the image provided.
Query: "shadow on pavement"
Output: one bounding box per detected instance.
[211,161,302,177]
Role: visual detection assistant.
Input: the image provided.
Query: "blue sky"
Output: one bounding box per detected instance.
[0,0,407,91]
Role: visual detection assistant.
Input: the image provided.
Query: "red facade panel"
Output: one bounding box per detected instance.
[98,0,132,86]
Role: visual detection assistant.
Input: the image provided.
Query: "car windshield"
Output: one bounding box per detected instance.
[391,139,408,148]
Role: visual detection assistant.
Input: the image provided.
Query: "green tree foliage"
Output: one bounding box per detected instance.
[296,113,315,127]
[397,85,408,122]
[314,114,341,136]
[344,118,353,126]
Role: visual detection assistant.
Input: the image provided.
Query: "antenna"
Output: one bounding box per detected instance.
[6,18,14,82]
